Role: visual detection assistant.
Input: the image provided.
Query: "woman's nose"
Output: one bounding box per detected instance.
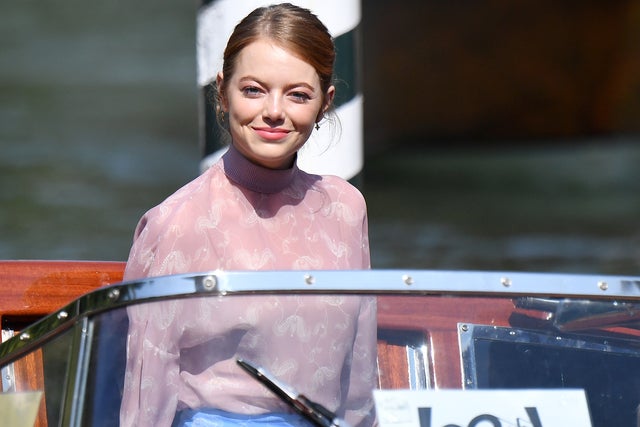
[263,94,284,121]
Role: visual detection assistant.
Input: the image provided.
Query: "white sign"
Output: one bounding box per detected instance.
[374,389,592,427]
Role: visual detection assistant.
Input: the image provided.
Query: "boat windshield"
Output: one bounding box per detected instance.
[1,270,640,427]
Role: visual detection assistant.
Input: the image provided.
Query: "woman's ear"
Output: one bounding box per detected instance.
[323,85,335,114]
[317,85,336,122]
[216,72,228,111]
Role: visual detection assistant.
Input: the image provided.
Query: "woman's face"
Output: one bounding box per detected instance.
[218,38,334,169]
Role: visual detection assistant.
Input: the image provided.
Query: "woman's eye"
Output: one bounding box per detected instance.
[242,86,262,97]
[290,91,311,102]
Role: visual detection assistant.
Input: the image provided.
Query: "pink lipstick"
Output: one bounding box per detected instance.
[254,127,290,141]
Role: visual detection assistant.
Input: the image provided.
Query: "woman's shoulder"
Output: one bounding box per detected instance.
[317,172,363,193]
[300,171,367,207]
[139,163,225,223]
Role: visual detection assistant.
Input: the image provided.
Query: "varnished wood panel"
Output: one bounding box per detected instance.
[377,295,517,388]
[0,260,125,427]
[0,260,125,321]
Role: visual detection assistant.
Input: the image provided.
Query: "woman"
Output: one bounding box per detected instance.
[120,4,377,427]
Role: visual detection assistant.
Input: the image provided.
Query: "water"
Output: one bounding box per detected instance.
[1,1,200,261]
[2,2,640,275]
[365,143,640,274]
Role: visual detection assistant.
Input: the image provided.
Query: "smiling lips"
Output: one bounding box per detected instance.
[253,127,291,141]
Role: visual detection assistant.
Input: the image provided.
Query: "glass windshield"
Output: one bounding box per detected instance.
[2,288,640,427]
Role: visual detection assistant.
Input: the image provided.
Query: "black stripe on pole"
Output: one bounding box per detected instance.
[199,0,216,9]
[333,24,361,109]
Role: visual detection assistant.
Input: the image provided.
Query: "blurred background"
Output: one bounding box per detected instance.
[2,1,640,274]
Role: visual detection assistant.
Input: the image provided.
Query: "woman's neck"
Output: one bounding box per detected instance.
[221,144,298,194]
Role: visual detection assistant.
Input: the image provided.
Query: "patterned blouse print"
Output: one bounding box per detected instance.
[120,144,377,427]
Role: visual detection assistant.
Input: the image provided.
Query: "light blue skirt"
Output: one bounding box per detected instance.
[172,408,314,427]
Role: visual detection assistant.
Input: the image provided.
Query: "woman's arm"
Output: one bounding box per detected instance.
[120,301,181,427]
[341,296,378,427]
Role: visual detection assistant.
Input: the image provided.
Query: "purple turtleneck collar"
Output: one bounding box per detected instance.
[221,144,298,194]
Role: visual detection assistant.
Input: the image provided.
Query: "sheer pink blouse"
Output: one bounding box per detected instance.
[120,145,377,427]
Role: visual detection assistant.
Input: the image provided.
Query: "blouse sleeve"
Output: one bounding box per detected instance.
[122,206,173,281]
[361,210,371,269]
[346,195,376,426]
[120,301,181,427]
[122,213,153,280]
[122,199,199,280]
[340,296,378,427]
[120,208,187,427]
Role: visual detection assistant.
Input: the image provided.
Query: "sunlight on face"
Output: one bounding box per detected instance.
[218,38,334,170]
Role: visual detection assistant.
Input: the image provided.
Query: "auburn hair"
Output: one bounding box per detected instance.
[219,3,335,101]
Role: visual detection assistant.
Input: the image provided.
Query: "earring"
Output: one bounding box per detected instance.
[315,122,320,131]
[218,109,227,124]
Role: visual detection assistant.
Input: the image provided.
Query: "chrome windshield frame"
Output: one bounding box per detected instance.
[2,268,640,366]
